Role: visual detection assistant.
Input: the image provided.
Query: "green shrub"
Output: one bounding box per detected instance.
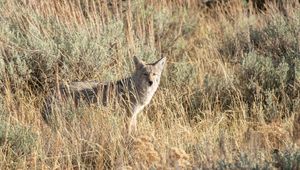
[217,152,272,169]
[241,52,289,92]
[272,149,300,169]
[202,74,237,110]
[0,120,37,156]
[201,7,300,120]
[214,149,300,169]
[169,57,197,87]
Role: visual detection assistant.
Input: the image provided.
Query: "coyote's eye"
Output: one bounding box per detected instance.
[143,73,148,76]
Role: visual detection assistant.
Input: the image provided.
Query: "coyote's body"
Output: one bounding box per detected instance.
[42,56,166,133]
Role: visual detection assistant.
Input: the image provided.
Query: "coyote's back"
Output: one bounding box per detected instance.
[42,78,135,122]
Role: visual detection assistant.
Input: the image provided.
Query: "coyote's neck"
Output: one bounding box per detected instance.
[115,76,150,105]
[131,74,160,106]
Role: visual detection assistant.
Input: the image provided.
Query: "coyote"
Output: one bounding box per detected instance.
[42,56,166,134]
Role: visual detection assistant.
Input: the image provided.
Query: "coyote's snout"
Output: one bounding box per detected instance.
[42,56,166,134]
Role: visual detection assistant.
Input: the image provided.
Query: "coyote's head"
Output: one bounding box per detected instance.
[132,56,166,103]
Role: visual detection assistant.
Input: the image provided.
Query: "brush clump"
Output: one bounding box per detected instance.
[1,0,300,169]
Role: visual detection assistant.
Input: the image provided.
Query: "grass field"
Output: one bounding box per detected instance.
[0,0,300,169]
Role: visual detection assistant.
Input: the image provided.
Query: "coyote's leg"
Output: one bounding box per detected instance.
[129,113,138,134]
[128,105,143,135]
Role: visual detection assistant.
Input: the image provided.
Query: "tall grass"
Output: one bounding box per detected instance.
[0,0,300,169]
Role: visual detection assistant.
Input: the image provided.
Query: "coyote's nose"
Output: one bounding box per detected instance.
[149,81,153,86]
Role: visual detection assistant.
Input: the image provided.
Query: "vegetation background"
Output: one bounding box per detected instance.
[0,0,300,169]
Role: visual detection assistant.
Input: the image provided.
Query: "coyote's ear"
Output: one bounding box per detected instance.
[153,57,166,70]
[133,56,145,69]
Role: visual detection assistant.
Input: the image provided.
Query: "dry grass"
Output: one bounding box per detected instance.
[0,0,300,169]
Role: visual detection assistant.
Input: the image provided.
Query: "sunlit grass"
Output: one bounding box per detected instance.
[0,0,299,169]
